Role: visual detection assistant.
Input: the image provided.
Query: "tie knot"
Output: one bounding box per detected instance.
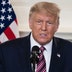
[40,46,45,52]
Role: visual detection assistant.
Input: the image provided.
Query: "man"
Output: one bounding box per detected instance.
[0,2,72,72]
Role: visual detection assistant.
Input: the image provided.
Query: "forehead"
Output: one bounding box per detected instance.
[30,12,56,21]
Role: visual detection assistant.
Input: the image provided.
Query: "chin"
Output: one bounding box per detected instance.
[38,40,48,45]
[39,39,51,45]
[39,42,47,45]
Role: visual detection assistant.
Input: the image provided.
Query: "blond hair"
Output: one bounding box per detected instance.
[29,2,60,19]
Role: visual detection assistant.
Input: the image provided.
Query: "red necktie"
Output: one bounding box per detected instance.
[36,46,46,72]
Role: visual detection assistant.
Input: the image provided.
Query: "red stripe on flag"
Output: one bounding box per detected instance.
[4,27,16,40]
[15,19,18,25]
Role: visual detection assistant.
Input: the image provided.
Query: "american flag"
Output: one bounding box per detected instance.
[0,0,19,43]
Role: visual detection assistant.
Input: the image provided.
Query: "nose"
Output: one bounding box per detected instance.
[41,22,47,31]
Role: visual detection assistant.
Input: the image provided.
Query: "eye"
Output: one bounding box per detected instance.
[36,20,42,25]
[46,21,53,25]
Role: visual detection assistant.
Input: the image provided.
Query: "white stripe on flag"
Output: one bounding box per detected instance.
[9,21,19,38]
[0,33,8,43]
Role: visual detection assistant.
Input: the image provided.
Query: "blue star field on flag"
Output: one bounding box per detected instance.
[0,0,16,35]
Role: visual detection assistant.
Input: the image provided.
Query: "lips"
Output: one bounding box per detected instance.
[40,33,47,37]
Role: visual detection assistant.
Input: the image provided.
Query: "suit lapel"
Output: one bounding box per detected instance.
[49,37,64,72]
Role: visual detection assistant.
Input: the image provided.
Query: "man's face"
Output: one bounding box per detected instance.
[29,12,59,45]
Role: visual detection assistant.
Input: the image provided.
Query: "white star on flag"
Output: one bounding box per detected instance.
[8,7,12,13]
[7,0,10,5]
[0,23,5,29]
[0,15,5,21]
[7,15,12,20]
[1,8,6,13]
[1,1,6,6]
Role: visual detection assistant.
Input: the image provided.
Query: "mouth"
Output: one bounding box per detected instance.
[40,33,47,38]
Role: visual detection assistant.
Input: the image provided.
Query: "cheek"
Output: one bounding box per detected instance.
[33,25,41,31]
[53,25,58,31]
[29,24,35,30]
[48,26,57,34]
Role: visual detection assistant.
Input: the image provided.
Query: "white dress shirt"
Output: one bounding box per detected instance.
[30,34,53,72]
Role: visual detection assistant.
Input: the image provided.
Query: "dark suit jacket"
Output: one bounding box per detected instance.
[0,34,72,72]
